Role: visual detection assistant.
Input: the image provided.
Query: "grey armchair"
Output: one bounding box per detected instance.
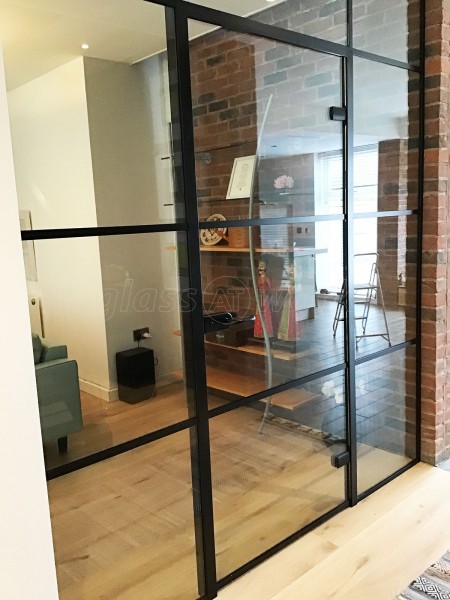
[32,334,83,453]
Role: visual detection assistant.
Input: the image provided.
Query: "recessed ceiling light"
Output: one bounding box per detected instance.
[81,43,89,50]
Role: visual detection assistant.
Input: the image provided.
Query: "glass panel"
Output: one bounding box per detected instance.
[6,2,183,228]
[357,348,417,494]
[353,0,420,64]
[354,60,419,212]
[210,372,347,578]
[188,0,347,43]
[48,429,200,599]
[348,215,417,358]
[25,233,192,470]
[189,22,343,221]
[201,223,345,408]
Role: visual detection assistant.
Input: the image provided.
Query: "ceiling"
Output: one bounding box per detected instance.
[0,0,275,90]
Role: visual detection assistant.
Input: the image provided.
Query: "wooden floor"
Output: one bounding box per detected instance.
[48,399,411,599]
[43,299,417,598]
[218,463,450,600]
[43,383,190,469]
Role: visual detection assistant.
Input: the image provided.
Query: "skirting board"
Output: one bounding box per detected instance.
[79,379,118,402]
[79,373,180,403]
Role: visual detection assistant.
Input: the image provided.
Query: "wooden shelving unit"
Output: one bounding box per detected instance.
[204,339,311,362]
[169,240,323,401]
[171,367,315,410]
[171,366,262,397]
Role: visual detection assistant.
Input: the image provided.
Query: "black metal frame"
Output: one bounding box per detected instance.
[19,1,425,599]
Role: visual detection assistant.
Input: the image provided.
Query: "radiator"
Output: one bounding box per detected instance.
[29,297,43,337]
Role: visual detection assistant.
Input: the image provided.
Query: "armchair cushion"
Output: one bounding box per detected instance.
[35,358,82,443]
[32,333,83,447]
[32,334,68,364]
[41,342,68,362]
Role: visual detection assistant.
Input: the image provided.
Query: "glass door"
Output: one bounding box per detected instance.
[7,0,422,597]
[187,22,349,580]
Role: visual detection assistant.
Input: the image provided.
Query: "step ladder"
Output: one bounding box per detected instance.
[332,253,391,347]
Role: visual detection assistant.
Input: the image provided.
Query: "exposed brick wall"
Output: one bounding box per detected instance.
[190,31,258,221]
[353,0,420,63]
[377,140,408,309]
[252,0,347,44]
[420,0,450,464]
[190,1,429,463]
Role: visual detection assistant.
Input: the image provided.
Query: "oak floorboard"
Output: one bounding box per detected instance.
[218,464,450,600]
[48,395,414,599]
[43,382,189,469]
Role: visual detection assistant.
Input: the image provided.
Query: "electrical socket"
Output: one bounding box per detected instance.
[133,327,150,342]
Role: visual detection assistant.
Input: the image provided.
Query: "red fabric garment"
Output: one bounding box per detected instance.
[254,275,273,337]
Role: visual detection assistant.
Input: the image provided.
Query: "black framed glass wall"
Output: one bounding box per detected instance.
[7,0,424,598]
[10,4,210,599]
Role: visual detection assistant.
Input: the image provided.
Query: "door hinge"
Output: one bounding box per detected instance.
[329,106,347,122]
[331,451,350,469]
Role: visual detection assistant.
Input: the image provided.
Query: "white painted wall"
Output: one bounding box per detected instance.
[84,56,182,390]
[0,46,58,599]
[7,54,183,401]
[7,58,110,397]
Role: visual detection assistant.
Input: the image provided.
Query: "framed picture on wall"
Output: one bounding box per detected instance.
[19,210,38,281]
[226,155,256,199]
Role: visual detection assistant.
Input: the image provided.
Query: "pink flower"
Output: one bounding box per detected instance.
[274,175,294,189]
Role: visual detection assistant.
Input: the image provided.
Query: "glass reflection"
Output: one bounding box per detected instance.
[7,2,182,229]
[48,430,199,599]
[353,0,420,64]
[201,223,345,408]
[348,216,417,358]
[357,348,417,494]
[188,0,347,43]
[189,23,344,221]
[26,233,191,470]
[210,372,346,578]
[354,60,419,212]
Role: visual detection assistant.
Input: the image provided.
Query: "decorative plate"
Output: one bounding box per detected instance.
[200,214,227,246]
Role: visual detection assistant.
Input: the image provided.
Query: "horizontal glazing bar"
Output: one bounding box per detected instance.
[21,223,188,241]
[180,1,352,58]
[143,0,422,75]
[142,0,176,7]
[352,48,420,73]
[354,340,416,366]
[217,500,349,589]
[354,210,417,219]
[199,215,345,230]
[356,459,418,502]
[46,417,197,480]
[207,363,346,419]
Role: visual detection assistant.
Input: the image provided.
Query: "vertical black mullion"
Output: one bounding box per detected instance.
[416,0,425,461]
[344,44,358,503]
[166,6,218,600]
[347,0,352,47]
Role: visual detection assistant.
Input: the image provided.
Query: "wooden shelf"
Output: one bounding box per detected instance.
[205,339,312,361]
[171,366,316,409]
[171,366,261,397]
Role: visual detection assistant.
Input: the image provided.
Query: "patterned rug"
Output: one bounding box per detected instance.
[397,551,450,599]
[269,415,344,446]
